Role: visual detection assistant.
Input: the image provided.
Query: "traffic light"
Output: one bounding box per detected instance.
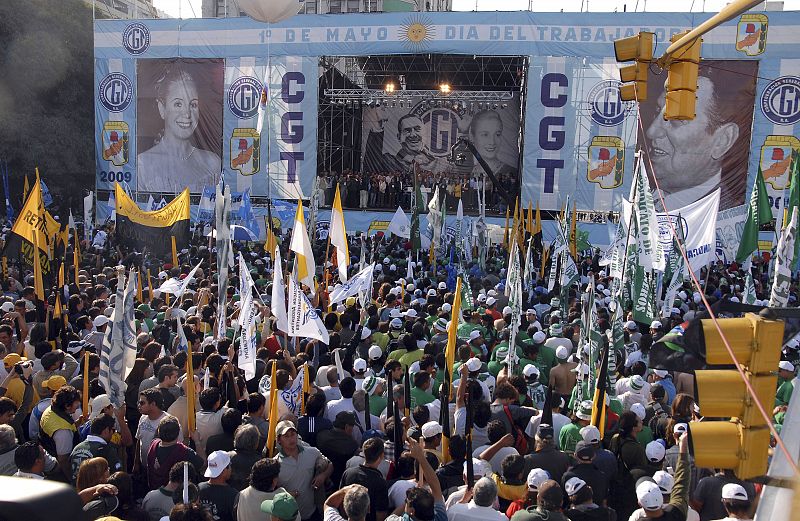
[664,30,702,120]
[688,313,783,479]
[614,31,654,102]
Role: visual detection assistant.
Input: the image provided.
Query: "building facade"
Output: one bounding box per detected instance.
[202,0,451,18]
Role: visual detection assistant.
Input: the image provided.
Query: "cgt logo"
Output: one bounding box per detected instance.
[588,80,629,126]
[228,76,263,119]
[98,73,133,113]
[657,214,688,249]
[123,22,150,55]
[762,76,800,125]
[537,73,568,193]
[406,103,463,157]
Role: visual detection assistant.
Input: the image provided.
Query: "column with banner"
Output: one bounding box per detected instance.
[223,56,318,200]
[95,58,137,193]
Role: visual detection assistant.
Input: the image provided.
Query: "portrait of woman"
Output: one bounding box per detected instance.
[137,59,223,193]
[468,109,518,178]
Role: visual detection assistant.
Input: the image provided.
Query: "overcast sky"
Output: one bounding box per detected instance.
[153,0,799,18]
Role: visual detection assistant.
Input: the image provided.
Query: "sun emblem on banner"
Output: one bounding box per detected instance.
[760,135,799,190]
[399,16,434,50]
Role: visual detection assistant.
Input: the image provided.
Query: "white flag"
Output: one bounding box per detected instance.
[238,254,258,380]
[280,363,307,414]
[330,185,349,282]
[271,247,289,333]
[156,260,202,298]
[633,157,666,272]
[387,207,410,239]
[656,189,720,274]
[288,276,330,343]
[427,185,442,247]
[83,191,94,242]
[505,241,522,370]
[289,201,316,295]
[770,207,798,308]
[743,271,757,305]
[329,263,375,305]
[454,199,464,251]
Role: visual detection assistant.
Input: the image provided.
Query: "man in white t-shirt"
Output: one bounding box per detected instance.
[446,476,507,521]
[135,388,179,469]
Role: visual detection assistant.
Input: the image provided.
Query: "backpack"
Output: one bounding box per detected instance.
[648,402,669,433]
[503,405,528,454]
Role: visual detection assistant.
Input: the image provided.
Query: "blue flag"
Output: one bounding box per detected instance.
[1,161,13,221]
[40,180,53,207]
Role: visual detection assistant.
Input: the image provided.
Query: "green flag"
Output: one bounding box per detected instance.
[784,151,800,265]
[735,166,773,263]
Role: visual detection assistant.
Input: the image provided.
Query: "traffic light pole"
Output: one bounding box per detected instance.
[656,0,763,66]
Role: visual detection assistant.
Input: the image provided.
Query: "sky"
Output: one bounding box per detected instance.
[154,0,800,18]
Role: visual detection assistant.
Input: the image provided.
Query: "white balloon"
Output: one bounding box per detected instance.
[236,0,302,23]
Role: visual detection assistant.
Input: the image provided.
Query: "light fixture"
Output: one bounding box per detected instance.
[385,82,396,94]
[439,83,451,94]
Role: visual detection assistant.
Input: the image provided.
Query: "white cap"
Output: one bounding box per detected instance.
[442,303,452,313]
[532,331,547,344]
[721,483,749,501]
[637,481,664,511]
[405,308,418,318]
[205,450,232,478]
[779,360,795,372]
[421,421,443,438]
[625,321,637,330]
[673,422,688,435]
[502,306,513,316]
[89,394,113,420]
[438,282,447,290]
[523,365,540,378]
[469,330,482,341]
[580,425,601,444]
[353,358,368,372]
[645,441,666,462]
[465,357,482,372]
[466,458,493,479]
[390,318,403,329]
[368,345,383,360]
[526,309,537,315]
[361,327,372,340]
[486,297,497,306]
[93,315,110,328]
[374,264,383,272]
[650,320,662,329]
[390,308,403,319]
[564,477,587,496]
[555,346,570,359]
[630,402,646,420]
[629,374,645,391]
[597,284,605,291]
[428,288,437,297]
[389,264,397,272]
[653,369,668,378]
[477,294,487,303]
[488,289,497,297]
[526,468,549,491]
[409,361,421,374]
[0,302,13,313]
[653,471,674,494]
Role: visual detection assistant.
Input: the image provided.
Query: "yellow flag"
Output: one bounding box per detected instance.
[540,245,550,280]
[171,236,179,267]
[136,268,143,303]
[147,269,154,305]
[266,362,280,457]
[300,364,311,415]
[526,202,533,236]
[23,175,30,201]
[533,202,542,236]
[73,229,81,286]
[442,276,463,465]
[264,216,277,260]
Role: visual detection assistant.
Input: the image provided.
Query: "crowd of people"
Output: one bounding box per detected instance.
[315,170,515,213]
[0,215,788,521]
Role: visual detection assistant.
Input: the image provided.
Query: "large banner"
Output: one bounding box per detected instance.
[115,183,190,254]
[96,11,800,238]
[355,93,521,213]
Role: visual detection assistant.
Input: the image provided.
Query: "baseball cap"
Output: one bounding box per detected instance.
[427,288,437,297]
[93,315,110,328]
[652,471,674,494]
[360,327,372,340]
[630,402,646,420]
[779,360,795,372]
[469,330,482,341]
[477,294,487,303]
[673,422,688,436]
[650,320,662,329]
[637,481,664,511]
[526,468,549,491]
[405,308,418,318]
[89,394,113,420]
[465,458,493,479]
[721,483,749,501]
[3,353,25,367]
[625,321,638,330]
[574,441,595,461]
[465,357,482,372]
[580,425,601,444]
[204,450,231,478]
[368,345,383,360]
[261,491,300,521]
[536,423,554,440]
[486,297,497,306]
[564,476,587,496]
[532,331,546,344]
[441,303,452,313]
[362,376,382,394]
[0,302,13,313]
[575,400,593,421]
[526,309,537,315]
[421,421,443,438]
[555,346,570,360]
[275,420,297,437]
[390,308,403,319]
[433,318,448,332]
[653,369,668,378]
[438,282,447,290]
[390,318,403,329]
[523,365,540,379]
[502,306,512,316]
[42,375,68,393]
[645,441,666,463]
[630,374,645,391]
[549,324,563,337]
[353,358,367,372]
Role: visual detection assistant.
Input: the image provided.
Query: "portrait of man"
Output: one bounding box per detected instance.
[639,61,758,211]
[136,58,224,194]
[363,109,449,174]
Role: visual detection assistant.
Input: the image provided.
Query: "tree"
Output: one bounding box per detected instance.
[0,0,94,216]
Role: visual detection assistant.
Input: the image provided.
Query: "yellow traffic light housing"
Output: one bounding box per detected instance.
[689,314,783,479]
[614,32,654,102]
[664,31,702,121]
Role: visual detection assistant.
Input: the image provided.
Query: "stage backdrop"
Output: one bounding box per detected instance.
[96,11,800,240]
